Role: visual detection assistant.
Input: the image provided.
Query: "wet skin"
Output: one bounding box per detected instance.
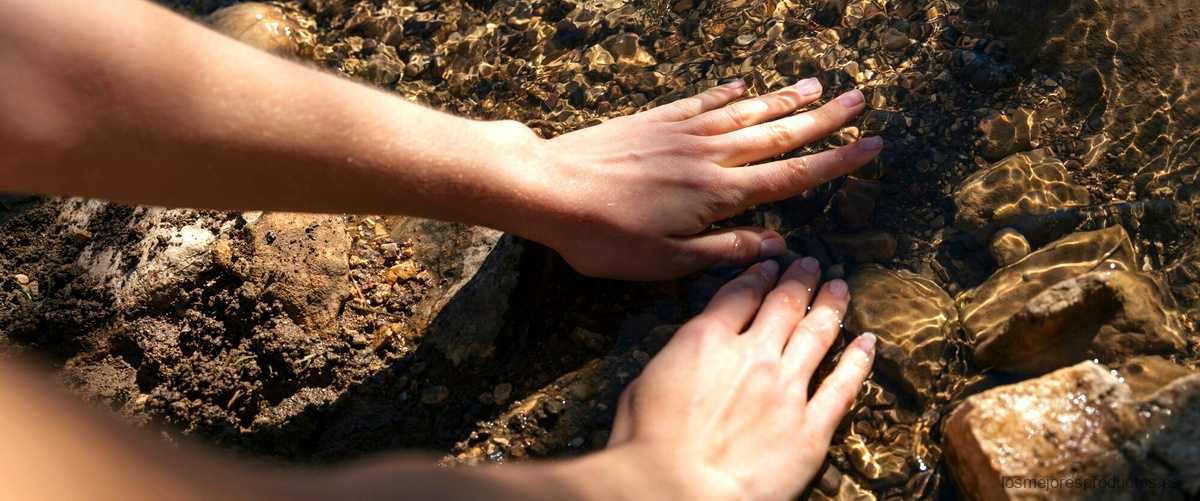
[0,1,878,499]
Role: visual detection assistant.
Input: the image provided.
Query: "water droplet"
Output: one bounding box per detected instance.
[806,306,812,311]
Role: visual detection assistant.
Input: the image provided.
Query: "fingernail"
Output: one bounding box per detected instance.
[828,279,848,297]
[800,256,820,273]
[859,136,884,150]
[758,259,780,279]
[855,332,877,354]
[724,79,747,90]
[793,77,822,96]
[759,236,786,258]
[836,89,864,107]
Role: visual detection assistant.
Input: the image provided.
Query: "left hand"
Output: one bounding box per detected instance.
[519,78,881,280]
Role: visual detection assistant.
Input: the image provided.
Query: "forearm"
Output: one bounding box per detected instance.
[0,0,550,236]
[0,361,665,501]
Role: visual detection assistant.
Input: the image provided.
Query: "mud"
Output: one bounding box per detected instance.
[1,0,1197,499]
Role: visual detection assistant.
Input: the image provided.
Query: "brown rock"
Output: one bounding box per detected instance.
[216,213,350,331]
[945,361,1200,500]
[879,27,910,51]
[987,228,1030,266]
[821,231,897,263]
[1117,356,1195,399]
[953,149,1091,243]
[960,226,1155,369]
[944,362,1140,500]
[973,268,1186,375]
[834,177,881,230]
[977,108,1038,161]
[390,219,523,368]
[209,3,302,57]
[845,266,958,401]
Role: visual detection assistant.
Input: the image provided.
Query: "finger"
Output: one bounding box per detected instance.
[669,227,787,274]
[607,387,635,446]
[697,260,780,332]
[728,137,882,208]
[805,333,875,441]
[743,257,822,353]
[711,89,866,166]
[683,78,824,135]
[781,279,850,383]
[640,80,748,122]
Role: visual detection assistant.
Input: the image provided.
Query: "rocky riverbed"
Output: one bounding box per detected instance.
[1,0,1197,499]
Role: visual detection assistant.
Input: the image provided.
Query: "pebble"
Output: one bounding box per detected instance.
[14,274,29,285]
[493,383,513,403]
[421,385,450,405]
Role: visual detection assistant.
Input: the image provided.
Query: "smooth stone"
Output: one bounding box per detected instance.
[974,269,1187,374]
[209,3,302,57]
[953,149,1091,244]
[945,361,1200,500]
[821,231,897,263]
[977,108,1037,161]
[958,226,1137,367]
[987,227,1030,266]
[879,27,910,51]
[845,266,958,401]
[834,177,882,230]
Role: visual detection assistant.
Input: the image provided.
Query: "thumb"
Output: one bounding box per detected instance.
[671,227,787,273]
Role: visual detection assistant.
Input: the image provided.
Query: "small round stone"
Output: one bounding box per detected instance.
[209,3,301,57]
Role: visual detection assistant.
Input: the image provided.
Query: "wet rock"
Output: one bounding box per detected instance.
[821,231,897,263]
[209,3,303,57]
[944,362,1139,499]
[1117,356,1195,399]
[879,27,910,51]
[215,213,350,331]
[977,108,1038,161]
[812,0,847,27]
[845,266,958,401]
[945,361,1200,499]
[959,226,1139,362]
[421,385,449,405]
[987,228,1030,266]
[390,219,523,368]
[834,177,881,230]
[974,268,1186,374]
[953,149,1091,244]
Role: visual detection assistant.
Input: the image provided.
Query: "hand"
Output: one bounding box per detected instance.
[523,79,881,280]
[606,258,876,500]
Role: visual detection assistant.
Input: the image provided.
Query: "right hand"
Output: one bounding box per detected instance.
[519,79,880,280]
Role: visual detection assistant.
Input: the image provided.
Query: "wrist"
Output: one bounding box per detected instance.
[465,119,565,244]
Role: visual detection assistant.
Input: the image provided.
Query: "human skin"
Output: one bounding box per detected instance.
[0,258,873,501]
[0,0,879,280]
[0,0,878,499]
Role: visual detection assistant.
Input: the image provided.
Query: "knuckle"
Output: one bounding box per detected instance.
[765,122,794,149]
[724,105,751,128]
[782,156,815,185]
[687,316,731,339]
